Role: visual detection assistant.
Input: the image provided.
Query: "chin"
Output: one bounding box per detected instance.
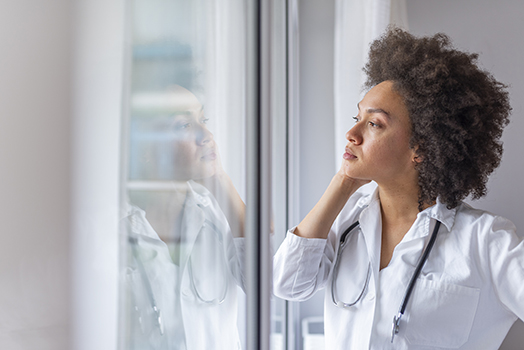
[193,168,216,181]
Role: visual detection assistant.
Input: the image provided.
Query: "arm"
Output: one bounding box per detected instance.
[196,148,245,238]
[488,216,524,320]
[204,172,245,238]
[273,230,335,301]
[294,169,369,239]
[273,166,369,300]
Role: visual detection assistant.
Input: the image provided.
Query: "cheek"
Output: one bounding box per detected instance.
[172,141,198,167]
[368,132,412,164]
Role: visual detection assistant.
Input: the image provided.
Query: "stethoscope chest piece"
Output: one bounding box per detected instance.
[391,312,401,342]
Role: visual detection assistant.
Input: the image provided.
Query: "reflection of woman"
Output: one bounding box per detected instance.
[122,86,245,350]
[274,29,523,349]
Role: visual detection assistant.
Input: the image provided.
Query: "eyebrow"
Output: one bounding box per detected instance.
[170,104,205,118]
[357,103,391,118]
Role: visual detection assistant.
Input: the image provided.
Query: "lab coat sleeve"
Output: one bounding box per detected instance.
[273,227,336,301]
[487,215,524,320]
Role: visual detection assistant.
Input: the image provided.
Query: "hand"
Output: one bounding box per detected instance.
[336,160,371,190]
[194,144,226,192]
[194,144,246,238]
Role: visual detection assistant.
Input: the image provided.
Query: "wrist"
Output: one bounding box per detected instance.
[332,172,364,195]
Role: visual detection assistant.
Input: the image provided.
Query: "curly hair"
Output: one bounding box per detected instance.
[363,28,511,210]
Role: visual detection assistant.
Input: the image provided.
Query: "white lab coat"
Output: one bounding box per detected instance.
[122,181,245,350]
[273,187,524,350]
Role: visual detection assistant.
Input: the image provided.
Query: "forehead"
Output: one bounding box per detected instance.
[132,86,203,115]
[163,87,202,114]
[359,81,409,120]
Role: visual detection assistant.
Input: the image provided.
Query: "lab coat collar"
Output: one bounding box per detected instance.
[423,197,457,233]
[187,180,213,208]
[123,183,213,267]
[358,187,457,242]
[125,204,163,241]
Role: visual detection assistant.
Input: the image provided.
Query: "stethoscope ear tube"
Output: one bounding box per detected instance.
[339,221,360,247]
[391,220,441,343]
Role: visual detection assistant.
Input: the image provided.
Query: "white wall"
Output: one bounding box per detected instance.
[299,0,337,218]
[0,1,124,349]
[297,0,336,346]
[0,1,72,349]
[298,0,524,349]
[297,0,334,346]
[0,0,70,350]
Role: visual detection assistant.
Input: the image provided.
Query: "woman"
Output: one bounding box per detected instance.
[273,28,523,349]
[122,85,245,349]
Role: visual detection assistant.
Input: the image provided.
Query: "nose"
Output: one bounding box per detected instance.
[196,123,213,145]
[346,123,362,145]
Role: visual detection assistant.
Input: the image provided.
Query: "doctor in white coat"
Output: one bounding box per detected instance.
[273,29,524,350]
[121,85,246,349]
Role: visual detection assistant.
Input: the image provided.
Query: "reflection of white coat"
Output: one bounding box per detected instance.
[122,181,245,350]
[274,188,524,350]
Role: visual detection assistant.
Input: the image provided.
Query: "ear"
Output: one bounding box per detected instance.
[411,146,423,164]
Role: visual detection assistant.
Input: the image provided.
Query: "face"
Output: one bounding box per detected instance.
[164,86,217,181]
[342,81,417,186]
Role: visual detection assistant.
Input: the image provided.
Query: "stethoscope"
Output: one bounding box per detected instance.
[129,218,229,335]
[186,218,229,306]
[331,219,442,343]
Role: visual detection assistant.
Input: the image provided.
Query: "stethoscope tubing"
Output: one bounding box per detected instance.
[391,220,441,342]
[331,221,370,308]
[398,220,441,315]
[187,219,229,305]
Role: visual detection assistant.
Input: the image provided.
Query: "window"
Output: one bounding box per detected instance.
[118,1,289,349]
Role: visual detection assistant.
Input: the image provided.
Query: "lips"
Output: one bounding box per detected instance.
[343,147,357,160]
[201,149,217,161]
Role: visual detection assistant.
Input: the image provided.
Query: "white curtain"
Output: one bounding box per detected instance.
[203,0,247,200]
[334,0,408,170]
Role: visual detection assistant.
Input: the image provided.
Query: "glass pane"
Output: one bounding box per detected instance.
[119,0,250,349]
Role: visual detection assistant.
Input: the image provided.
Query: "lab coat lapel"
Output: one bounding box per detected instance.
[124,206,178,289]
[395,199,456,259]
[178,192,206,268]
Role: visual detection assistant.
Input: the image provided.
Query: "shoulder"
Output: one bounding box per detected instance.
[121,202,162,240]
[451,202,519,258]
[454,202,516,235]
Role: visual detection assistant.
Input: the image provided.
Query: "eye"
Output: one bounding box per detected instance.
[174,122,191,131]
[352,116,360,123]
[201,118,209,125]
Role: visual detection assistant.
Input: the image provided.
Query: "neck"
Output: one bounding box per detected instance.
[376,176,435,270]
[377,180,422,226]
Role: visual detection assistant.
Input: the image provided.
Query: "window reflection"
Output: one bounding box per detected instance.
[118,0,251,346]
[119,0,287,348]
[122,86,246,349]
